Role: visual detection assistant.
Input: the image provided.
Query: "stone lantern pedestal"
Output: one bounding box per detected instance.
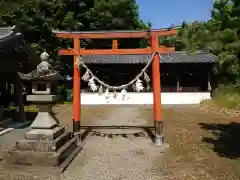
[1,53,82,174]
[23,80,63,145]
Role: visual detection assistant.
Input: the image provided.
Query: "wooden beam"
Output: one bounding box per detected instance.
[112,40,118,49]
[54,29,177,39]
[58,49,73,55]
[58,47,175,55]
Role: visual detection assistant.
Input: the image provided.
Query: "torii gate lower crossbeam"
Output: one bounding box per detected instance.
[53,28,176,146]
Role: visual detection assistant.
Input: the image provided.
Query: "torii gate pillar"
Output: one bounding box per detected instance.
[73,38,81,132]
[151,35,164,145]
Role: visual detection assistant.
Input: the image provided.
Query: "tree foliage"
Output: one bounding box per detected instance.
[0,0,150,76]
[3,0,240,86]
[160,0,240,85]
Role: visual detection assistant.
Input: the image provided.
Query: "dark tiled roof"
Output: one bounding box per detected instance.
[0,26,40,73]
[0,26,15,39]
[81,51,216,64]
[160,51,216,63]
[0,26,22,49]
[82,54,152,64]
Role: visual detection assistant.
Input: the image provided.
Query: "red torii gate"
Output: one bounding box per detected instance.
[53,28,176,145]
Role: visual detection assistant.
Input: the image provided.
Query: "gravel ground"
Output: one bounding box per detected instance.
[0,104,240,180]
[62,135,167,180]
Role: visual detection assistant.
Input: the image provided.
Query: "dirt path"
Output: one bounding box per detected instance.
[61,106,160,180]
[87,106,148,126]
[88,106,149,134]
[1,105,240,180]
[62,136,165,180]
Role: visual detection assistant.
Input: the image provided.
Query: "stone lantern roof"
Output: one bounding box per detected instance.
[18,51,63,81]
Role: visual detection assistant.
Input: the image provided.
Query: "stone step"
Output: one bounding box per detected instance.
[57,135,80,165]
[24,126,65,141]
[15,132,71,152]
[0,135,82,175]
[4,136,79,167]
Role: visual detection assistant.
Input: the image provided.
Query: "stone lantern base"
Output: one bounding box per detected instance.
[1,94,82,174]
[2,126,81,174]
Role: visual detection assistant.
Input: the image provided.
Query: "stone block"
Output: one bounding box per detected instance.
[26,94,62,103]
[25,126,65,141]
[5,150,58,167]
[5,136,79,167]
[30,112,57,129]
[56,136,79,165]
[16,132,71,152]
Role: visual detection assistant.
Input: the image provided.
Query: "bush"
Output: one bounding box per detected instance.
[65,89,73,102]
[202,85,240,110]
[8,105,39,113]
[57,84,73,102]
[24,105,39,112]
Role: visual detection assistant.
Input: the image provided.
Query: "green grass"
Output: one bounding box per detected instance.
[201,87,240,110]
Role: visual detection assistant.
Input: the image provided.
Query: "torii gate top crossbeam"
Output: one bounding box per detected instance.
[52,28,177,39]
[53,28,177,55]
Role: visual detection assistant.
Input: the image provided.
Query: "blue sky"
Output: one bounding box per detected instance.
[136,0,213,28]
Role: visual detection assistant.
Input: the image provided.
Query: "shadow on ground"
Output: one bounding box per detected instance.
[80,126,155,142]
[199,122,240,159]
[0,110,37,130]
[3,110,37,122]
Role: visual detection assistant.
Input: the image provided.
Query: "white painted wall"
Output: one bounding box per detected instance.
[80,92,211,105]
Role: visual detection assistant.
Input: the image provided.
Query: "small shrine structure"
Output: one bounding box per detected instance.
[0,26,40,121]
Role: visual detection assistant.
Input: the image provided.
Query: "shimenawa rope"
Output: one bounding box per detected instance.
[76,52,156,92]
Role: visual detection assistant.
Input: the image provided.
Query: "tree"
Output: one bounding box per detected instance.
[207,0,240,84]
[0,0,149,77]
[159,22,209,53]
[160,0,240,85]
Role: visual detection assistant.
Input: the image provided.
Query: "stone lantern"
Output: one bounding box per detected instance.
[19,51,63,129]
[2,52,81,173]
